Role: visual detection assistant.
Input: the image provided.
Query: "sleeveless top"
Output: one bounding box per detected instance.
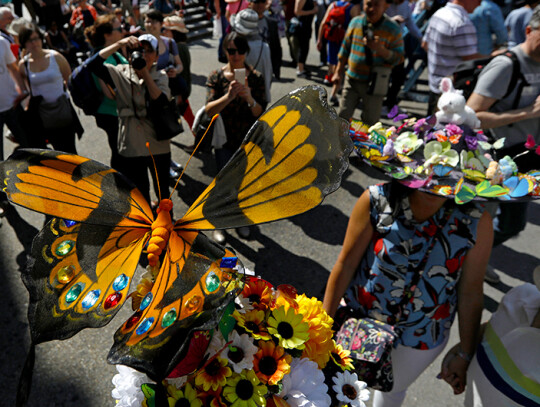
[344,183,483,349]
[27,52,65,103]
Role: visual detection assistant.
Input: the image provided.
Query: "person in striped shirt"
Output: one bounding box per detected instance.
[332,0,404,125]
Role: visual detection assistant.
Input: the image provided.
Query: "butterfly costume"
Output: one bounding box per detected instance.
[0,86,352,401]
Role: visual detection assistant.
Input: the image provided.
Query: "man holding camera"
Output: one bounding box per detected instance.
[332,0,403,125]
[86,33,172,205]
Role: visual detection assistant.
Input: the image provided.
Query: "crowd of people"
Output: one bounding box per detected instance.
[0,0,539,405]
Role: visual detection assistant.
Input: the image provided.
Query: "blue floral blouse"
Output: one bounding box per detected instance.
[344,183,483,350]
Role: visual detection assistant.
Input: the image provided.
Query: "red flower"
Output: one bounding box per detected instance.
[357,287,378,309]
[432,303,450,320]
[525,134,536,149]
[422,222,438,237]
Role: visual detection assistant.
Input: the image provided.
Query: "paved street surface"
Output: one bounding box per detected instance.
[1,35,539,407]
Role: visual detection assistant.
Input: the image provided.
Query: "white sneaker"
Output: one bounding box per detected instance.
[484,265,501,284]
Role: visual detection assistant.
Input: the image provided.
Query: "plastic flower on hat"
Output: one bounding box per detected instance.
[460,150,485,171]
[222,331,258,373]
[499,155,518,180]
[131,269,154,310]
[165,374,188,389]
[235,295,254,314]
[368,122,387,145]
[423,141,459,168]
[329,340,354,371]
[267,306,310,350]
[206,330,227,358]
[223,370,267,407]
[111,365,148,407]
[195,357,232,391]
[234,309,272,341]
[332,370,370,407]
[241,278,273,311]
[394,131,423,155]
[197,388,227,407]
[167,382,202,407]
[253,340,292,385]
[279,357,331,407]
[296,294,334,368]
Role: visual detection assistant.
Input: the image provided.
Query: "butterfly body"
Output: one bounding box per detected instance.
[1,85,352,382]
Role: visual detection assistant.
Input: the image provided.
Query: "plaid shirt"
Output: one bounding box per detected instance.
[338,14,404,81]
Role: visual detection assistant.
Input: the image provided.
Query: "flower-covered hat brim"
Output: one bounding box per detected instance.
[350,119,540,204]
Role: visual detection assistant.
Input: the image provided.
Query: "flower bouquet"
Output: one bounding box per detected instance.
[112,276,371,407]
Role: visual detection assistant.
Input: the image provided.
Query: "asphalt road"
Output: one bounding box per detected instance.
[1,35,539,407]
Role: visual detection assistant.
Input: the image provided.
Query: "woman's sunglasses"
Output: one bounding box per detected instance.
[226,48,246,55]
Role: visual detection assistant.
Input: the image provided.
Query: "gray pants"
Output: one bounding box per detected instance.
[338,75,385,125]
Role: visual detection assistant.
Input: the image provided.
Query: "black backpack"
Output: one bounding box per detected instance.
[452,50,528,109]
[68,61,103,116]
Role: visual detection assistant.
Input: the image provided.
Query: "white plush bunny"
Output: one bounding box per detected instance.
[435,77,481,129]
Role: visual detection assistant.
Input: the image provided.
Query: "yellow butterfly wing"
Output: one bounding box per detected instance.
[177,85,352,230]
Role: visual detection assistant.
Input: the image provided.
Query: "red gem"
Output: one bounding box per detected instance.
[104,292,122,310]
[125,312,142,330]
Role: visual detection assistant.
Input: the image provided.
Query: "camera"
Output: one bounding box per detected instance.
[130,50,146,70]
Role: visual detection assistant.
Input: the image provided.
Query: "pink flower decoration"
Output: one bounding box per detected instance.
[525,134,536,149]
[445,124,463,137]
[536,145,540,156]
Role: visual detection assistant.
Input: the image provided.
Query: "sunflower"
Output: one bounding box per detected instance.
[167,382,202,407]
[241,278,273,311]
[267,306,310,350]
[253,340,292,385]
[233,309,272,341]
[329,340,354,371]
[296,294,334,368]
[195,357,232,392]
[197,388,227,407]
[223,370,267,407]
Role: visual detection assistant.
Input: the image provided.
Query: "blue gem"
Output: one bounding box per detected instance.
[136,317,154,335]
[140,292,153,311]
[220,257,238,268]
[62,219,77,228]
[81,289,101,309]
[112,274,129,291]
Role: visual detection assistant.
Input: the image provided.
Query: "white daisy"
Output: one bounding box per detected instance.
[279,357,331,407]
[234,294,254,314]
[111,365,149,407]
[332,370,370,407]
[205,329,227,358]
[221,331,258,373]
[164,375,188,388]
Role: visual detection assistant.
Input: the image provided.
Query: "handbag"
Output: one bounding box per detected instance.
[38,94,74,129]
[367,66,392,97]
[335,206,453,392]
[287,17,302,36]
[147,94,183,141]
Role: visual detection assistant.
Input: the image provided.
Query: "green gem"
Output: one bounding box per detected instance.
[65,282,85,303]
[161,309,177,328]
[206,272,220,293]
[56,240,75,256]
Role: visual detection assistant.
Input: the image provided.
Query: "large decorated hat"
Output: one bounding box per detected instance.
[350,107,540,204]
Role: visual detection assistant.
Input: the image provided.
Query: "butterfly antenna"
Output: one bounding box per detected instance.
[169,114,220,199]
[146,142,162,201]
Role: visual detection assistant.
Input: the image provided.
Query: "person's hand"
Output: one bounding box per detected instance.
[439,348,469,395]
[392,15,405,24]
[238,82,253,102]
[166,67,177,78]
[331,71,341,85]
[120,35,140,48]
[13,90,29,107]
[364,36,387,54]
[527,95,540,119]
[226,80,244,101]
[317,39,323,51]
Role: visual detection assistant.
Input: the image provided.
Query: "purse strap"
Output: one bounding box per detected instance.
[393,204,454,323]
[24,56,33,96]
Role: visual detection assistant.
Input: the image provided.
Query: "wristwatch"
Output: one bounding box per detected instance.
[457,347,473,362]
[247,99,257,109]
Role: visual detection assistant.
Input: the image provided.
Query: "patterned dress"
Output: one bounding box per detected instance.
[344,183,483,350]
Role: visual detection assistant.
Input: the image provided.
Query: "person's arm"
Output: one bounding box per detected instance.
[467,92,540,129]
[53,51,72,83]
[214,0,221,18]
[317,4,332,48]
[8,61,29,106]
[70,8,79,26]
[323,189,373,317]
[440,210,493,395]
[294,0,317,16]
[331,23,353,83]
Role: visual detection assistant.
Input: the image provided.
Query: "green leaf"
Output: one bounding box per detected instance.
[141,383,156,407]
[219,301,237,341]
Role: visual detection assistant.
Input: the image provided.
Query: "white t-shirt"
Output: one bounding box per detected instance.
[0,37,19,113]
[465,284,540,407]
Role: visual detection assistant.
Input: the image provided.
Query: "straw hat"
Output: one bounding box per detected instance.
[231,8,259,37]
[163,15,189,33]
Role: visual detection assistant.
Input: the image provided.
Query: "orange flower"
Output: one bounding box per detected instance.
[241,278,273,311]
[194,357,232,392]
[253,340,292,385]
[197,388,227,407]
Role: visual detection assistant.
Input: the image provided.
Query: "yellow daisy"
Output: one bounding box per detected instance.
[195,357,232,392]
[267,306,310,350]
[253,340,292,385]
[233,309,272,341]
[167,382,202,407]
[330,340,354,371]
[223,370,267,407]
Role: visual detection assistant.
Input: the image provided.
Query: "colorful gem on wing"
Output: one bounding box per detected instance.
[55,240,75,256]
[81,289,101,310]
[136,317,155,335]
[161,309,177,327]
[140,292,153,311]
[220,257,238,268]
[104,292,122,310]
[112,274,129,291]
[65,282,85,303]
[57,265,75,284]
[206,272,220,292]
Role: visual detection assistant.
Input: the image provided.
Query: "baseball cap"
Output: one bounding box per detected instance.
[138,33,158,51]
